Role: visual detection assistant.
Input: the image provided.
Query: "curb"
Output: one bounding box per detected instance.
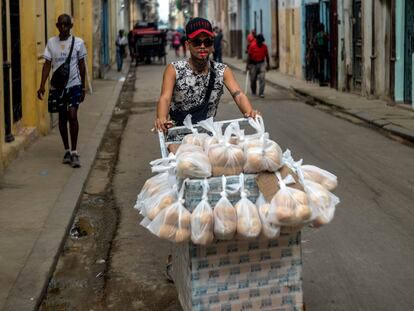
[290,87,414,143]
[226,62,414,143]
[3,73,127,311]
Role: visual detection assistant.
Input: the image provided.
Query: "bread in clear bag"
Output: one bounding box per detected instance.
[301,164,338,191]
[213,176,237,240]
[235,173,262,238]
[191,179,214,245]
[208,122,245,176]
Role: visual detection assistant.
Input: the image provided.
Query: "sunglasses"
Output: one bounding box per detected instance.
[56,22,71,27]
[189,38,214,47]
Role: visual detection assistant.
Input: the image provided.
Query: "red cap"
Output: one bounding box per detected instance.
[185,17,214,39]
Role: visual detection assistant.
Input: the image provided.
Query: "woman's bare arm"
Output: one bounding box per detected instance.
[155,64,176,132]
[223,67,259,118]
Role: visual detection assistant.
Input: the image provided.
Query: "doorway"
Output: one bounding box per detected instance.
[329,0,338,88]
[10,0,22,123]
[404,0,414,104]
[352,0,363,91]
[102,0,110,66]
[305,4,319,82]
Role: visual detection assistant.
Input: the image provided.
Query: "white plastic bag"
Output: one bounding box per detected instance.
[213,176,237,240]
[301,164,338,191]
[244,116,282,173]
[304,180,340,227]
[191,179,214,245]
[235,173,262,238]
[268,172,311,226]
[256,193,280,239]
[134,171,170,212]
[181,114,209,147]
[198,117,222,152]
[176,144,212,178]
[141,183,178,220]
[208,122,244,176]
[147,179,192,242]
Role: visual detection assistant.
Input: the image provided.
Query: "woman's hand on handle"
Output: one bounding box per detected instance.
[154,118,173,133]
[244,109,261,119]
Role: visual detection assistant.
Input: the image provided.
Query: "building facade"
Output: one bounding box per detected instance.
[207,0,412,108]
[1,0,135,175]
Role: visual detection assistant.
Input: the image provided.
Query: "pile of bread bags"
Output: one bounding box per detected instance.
[135,115,340,245]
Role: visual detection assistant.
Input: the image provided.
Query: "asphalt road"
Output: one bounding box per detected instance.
[109,55,414,311]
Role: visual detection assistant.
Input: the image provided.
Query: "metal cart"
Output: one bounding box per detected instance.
[158,119,304,311]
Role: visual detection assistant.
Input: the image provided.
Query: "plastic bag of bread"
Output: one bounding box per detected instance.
[235,173,262,238]
[256,194,280,239]
[268,172,312,225]
[141,184,178,220]
[181,114,209,147]
[301,164,338,191]
[213,176,237,240]
[191,179,214,245]
[304,180,340,227]
[198,117,222,152]
[244,116,283,173]
[208,122,244,176]
[134,172,170,212]
[147,179,191,242]
[176,144,212,178]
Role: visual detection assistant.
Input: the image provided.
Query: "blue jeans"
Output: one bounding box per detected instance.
[116,49,124,71]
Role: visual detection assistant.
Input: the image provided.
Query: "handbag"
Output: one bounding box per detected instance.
[48,36,75,113]
[50,36,75,90]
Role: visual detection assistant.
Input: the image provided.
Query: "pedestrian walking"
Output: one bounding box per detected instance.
[314,23,329,86]
[246,29,256,53]
[213,27,226,63]
[154,17,259,132]
[172,30,181,58]
[180,32,187,57]
[37,14,87,168]
[115,29,128,71]
[247,34,270,98]
[127,29,135,61]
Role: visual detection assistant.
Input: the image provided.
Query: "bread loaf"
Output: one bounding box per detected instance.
[235,198,262,238]
[259,203,280,239]
[301,165,338,190]
[176,151,212,178]
[182,133,209,147]
[175,228,190,242]
[158,224,177,240]
[213,198,237,240]
[209,144,244,176]
[244,139,282,173]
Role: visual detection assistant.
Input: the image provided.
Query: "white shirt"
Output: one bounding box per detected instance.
[43,35,87,88]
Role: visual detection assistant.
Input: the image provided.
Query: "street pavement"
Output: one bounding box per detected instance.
[224,56,414,143]
[2,51,414,311]
[99,53,414,310]
[0,65,128,311]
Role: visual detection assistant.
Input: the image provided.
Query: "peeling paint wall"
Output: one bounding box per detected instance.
[338,0,392,99]
[278,0,302,79]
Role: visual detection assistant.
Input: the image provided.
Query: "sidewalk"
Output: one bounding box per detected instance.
[223,57,414,142]
[0,66,128,311]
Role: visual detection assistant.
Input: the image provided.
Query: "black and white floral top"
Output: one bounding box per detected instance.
[170,59,227,125]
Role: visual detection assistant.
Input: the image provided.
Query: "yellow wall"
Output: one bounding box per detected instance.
[278,7,302,79]
[20,0,45,132]
[0,0,96,173]
[0,7,4,173]
[19,0,94,135]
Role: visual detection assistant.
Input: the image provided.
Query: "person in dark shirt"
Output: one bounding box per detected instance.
[213,27,226,63]
[247,34,270,98]
[314,23,329,86]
